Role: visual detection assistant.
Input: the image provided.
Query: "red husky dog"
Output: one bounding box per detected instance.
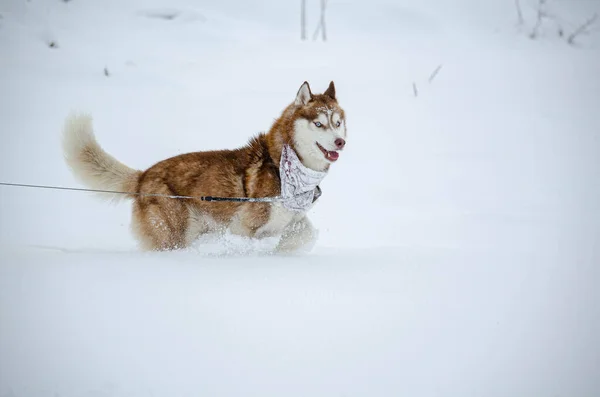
[62,81,347,252]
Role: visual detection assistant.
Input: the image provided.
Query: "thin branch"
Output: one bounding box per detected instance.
[529,0,546,39]
[301,0,307,40]
[321,0,327,41]
[312,21,321,40]
[556,20,564,37]
[312,0,328,41]
[428,64,443,83]
[515,0,524,26]
[567,13,598,44]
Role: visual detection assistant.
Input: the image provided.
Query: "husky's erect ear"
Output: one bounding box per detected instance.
[324,81,336,100]
[295,81,313,106]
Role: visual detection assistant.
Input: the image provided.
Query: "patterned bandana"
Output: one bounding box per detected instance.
[279,144,327,212]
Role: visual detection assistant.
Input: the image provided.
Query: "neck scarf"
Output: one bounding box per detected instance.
[279,144,327,212]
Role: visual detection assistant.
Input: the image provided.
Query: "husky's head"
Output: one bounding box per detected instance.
[290,81,347,172]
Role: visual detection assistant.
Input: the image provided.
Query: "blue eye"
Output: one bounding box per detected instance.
[314,122,322,128]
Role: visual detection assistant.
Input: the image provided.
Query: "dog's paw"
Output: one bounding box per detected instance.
[275,228,318,254]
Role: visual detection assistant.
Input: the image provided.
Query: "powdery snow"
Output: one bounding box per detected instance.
[1,0,599,396]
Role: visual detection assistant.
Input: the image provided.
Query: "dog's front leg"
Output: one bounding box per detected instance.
[275,216,318,253]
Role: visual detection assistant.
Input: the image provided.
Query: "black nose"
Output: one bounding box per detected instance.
[335,138,346,149]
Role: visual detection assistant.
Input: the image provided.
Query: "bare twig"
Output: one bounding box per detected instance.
[515,0,524,26]
[321,0,327,41]
[557,22,564,37]
[412,82,418,97]
[301,0,306,40]
[312,0,328,41]
[529,0,546,39]
[312,27,320,40]
[567,13,598,44]
[428,64,443,83]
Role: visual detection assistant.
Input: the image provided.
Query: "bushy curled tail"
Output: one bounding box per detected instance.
[62,113,141,201]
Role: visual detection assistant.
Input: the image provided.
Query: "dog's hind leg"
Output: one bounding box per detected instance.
[131,199,189,251]
[184,206,220,246]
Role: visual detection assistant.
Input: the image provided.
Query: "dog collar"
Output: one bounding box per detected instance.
[279,144,327,212]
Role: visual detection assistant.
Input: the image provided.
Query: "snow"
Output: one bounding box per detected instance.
[1,0,600,396]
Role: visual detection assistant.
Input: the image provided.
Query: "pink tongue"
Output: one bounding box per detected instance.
[327,151,339,161]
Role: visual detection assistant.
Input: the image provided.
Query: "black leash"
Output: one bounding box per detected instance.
[0,182,281,203]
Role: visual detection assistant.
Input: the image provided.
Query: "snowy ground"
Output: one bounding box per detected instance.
[1,0,600,396]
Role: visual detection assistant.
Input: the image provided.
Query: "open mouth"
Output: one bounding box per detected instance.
[316,142,339,162]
